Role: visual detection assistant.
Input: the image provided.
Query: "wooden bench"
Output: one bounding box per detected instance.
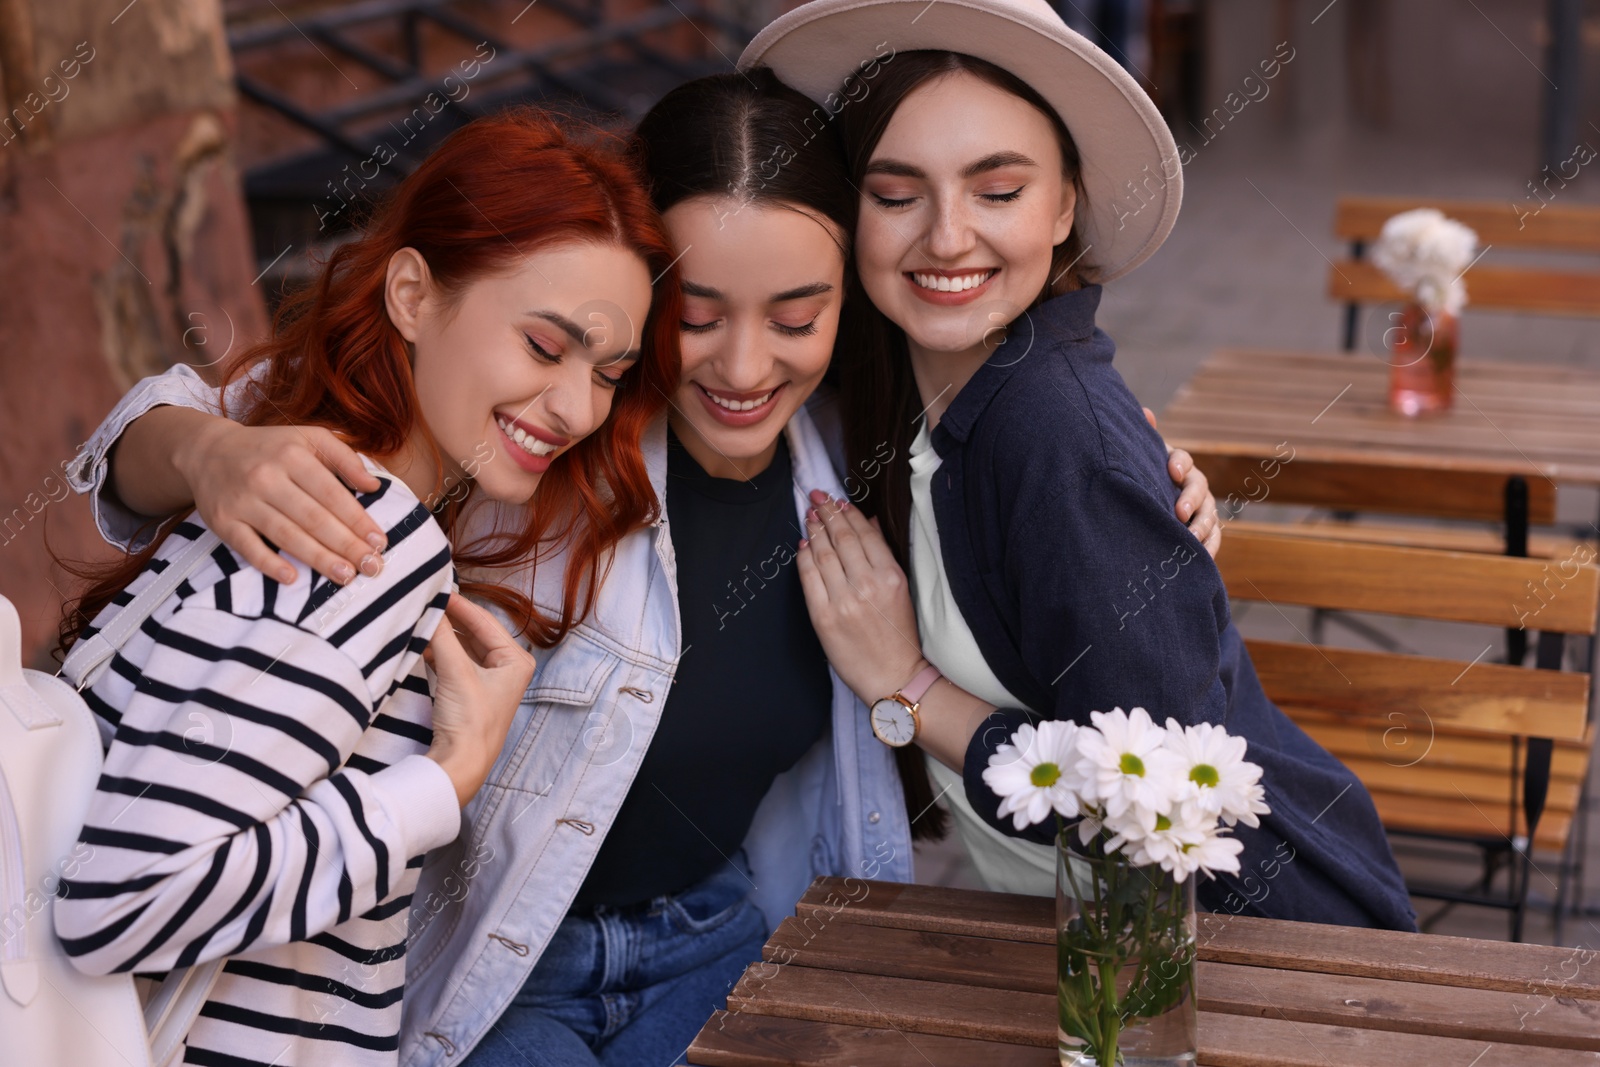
[1161,347,1600,662]
[1328,195,1600,351]
[688,879,1600,1065]
[1218,522,1597,941]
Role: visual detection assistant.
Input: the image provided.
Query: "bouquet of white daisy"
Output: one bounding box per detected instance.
[984,708,1268,1067]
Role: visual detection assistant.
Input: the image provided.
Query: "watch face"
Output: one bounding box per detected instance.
[871,699,916,747]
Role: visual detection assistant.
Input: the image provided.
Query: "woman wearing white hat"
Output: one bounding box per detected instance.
[754,0,1417,931]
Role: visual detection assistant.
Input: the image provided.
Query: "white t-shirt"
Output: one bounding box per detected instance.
[908,420,1054,897]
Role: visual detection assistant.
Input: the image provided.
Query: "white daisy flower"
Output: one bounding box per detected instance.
[1164,824,1246,882]
[1113,813,1245,882]
[981,719,1084,831]
[1074,805,1105,849]
[1073,707,1182,832]
[1163,718,1272,829]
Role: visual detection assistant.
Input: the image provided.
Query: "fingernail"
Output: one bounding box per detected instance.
[332,562,356,584]
[840,500,851,511]
[366,532,387,552]
[807,508,818,521]
[799,538,809,549]
[359,553,383,578]
[279,567,297,585]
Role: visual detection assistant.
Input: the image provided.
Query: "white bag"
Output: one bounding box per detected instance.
[1,530,225,1067]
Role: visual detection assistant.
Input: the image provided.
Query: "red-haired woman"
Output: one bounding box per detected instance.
[53,110,681,1067]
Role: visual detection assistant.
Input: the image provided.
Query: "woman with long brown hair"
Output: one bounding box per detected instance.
[766,0,1414,930]
[53,109,681,1067]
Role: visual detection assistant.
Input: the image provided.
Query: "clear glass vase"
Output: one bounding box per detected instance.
[1387,300,1458,416]
[1057,831,1198,1066]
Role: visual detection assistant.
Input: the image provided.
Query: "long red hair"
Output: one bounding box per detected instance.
[61,109,681,652]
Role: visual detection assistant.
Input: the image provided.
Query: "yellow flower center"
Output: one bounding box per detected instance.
[1030,762,1060,788]
[1119,752,1145,777]
[1190,763,1219,788]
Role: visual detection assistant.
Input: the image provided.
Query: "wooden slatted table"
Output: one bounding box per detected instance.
[1160,347,1600,668]
[1158,348,1600,522]
[687,878,1600,1066]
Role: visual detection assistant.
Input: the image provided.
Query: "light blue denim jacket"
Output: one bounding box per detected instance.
[66,364,915,1066]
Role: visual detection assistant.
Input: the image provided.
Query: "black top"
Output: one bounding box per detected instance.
[936,286,1417,933]
[572,429,833,910]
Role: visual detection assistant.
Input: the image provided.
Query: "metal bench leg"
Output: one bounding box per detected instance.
[1506,477,1530,666]
[1341,239,1364,353]
[1557,772,1592,945]
[1512,849,1532,944]
[1553,785,1580,946]
[1512,632,1564,942]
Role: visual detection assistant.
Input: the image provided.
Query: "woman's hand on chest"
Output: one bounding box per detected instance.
[795,490,924,705]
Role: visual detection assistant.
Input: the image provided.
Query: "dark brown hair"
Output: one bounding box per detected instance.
[632,67,857,253]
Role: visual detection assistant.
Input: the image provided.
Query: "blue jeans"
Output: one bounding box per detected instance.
[462,855,768,1067]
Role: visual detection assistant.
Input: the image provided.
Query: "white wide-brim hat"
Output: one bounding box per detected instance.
[738,0,1182,282]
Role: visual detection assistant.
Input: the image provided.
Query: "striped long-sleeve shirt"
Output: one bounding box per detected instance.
[55,459,462,1067]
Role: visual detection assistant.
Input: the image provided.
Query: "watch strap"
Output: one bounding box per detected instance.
[899,664,942,705]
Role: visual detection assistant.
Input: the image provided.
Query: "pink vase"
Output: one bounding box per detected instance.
[1387,301,1457,416]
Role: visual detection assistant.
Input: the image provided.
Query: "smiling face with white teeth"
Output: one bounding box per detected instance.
[855,70,1077,365]
[662,197,847,481]
[385,240,653,504]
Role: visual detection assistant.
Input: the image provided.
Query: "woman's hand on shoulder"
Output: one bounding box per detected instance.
[795,490,926,706]
[423,595,537,808]
[178,418,389,585]
[1143,406,1221,559]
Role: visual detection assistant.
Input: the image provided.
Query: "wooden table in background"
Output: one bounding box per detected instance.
[687,878,1600,1067]
[1160,349,1600,666]
[1158,349,1600,524]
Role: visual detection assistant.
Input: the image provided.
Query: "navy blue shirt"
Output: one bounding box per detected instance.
[935,286,1416,932]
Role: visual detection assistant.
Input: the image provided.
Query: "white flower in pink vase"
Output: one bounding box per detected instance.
[1371,207,1478,316]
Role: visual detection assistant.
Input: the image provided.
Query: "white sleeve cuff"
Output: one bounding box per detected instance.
[368,754,463,859]
[67,365,223,551]
[66,363,260,552]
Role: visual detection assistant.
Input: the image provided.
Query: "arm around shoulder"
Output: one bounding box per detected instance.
[67,363,232,550]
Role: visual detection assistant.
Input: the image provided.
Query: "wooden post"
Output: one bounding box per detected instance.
[1541,0,1582,178]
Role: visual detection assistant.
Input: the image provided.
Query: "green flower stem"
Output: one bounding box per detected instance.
[1058,830,1196,1066]
[1095,858,1117,1064]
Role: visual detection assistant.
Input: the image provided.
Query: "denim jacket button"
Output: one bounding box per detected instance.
[868,811,881,824]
